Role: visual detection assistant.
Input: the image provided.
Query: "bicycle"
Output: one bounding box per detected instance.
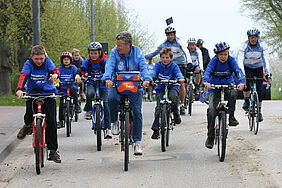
[115,71,141,171]
[22,93,62,174]
[84,72,105,151]
[245,76,265,135]
[154,79,178,152]
[59,82,78,137]
[211,84,236,162]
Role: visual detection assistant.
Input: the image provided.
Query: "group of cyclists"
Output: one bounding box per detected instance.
[14,25,270,164]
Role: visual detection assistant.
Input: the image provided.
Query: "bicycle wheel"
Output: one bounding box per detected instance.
[66,101,71,137]
[250,94,256,132]
[95,105,102,151]
[253,93,260,135]
[161,104,168,152]
[124,111,130,171]
[188,84,193,116]
[217,112,227,162]
[166,111,172,147]
[35,118,42,174]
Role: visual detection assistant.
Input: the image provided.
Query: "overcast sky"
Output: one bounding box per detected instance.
[126,0,256,57]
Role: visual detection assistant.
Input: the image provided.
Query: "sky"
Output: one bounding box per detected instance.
[126,0,256,57]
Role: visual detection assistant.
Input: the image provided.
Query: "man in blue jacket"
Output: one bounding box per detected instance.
[102,31,151,155]
[203,42,244,149]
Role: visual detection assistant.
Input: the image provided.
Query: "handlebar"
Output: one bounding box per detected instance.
[210,84,236,90]
[154,79,179,85]
[22,92,64,99]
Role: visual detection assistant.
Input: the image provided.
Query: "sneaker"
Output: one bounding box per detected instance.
[111,121,119,135]
[104,129,113,139]
[75,105,82,113]
[57,121,63,129]
[229,116,239,126]
[84,111,92,120]
[180,105,186,115]
[17,125,32,139]
[133,143,143,155]
[205,137,214,149]
[151,130,159,139]
[48,151,61,163]
[259,112,263,122]
[174,113,181,124]
[242,100,250,111]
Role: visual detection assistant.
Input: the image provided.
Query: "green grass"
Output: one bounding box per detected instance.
[0,95,26,106]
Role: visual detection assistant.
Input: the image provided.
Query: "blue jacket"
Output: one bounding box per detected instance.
[150,61,184,95]
[204,56,244,92]
[102,45,151,83]
[17,57,59,94]
[72,56,85,68]
[58,64,78,96]
[145,37,192,65]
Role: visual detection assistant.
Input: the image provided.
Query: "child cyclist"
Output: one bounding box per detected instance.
[203,42,245,149]
[80,42,112,139]
[16,45,61,163]
[57,52,82,128]
[72,48,86,100]
[150,47,185,139]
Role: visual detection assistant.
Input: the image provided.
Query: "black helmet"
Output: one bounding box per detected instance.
[196,39,204,45]
[165,26,176,34]
[213,42,230,54]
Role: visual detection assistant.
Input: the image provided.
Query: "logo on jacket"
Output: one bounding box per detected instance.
[118,61,124,70]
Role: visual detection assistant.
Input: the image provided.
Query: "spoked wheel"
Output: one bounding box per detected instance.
[250,94,256,132]
[217,112,227,162]
[124,112,130,171]
[161,104,168,152]
[66,101,71,137]
[120,118,125,152]
[95,105,102,151]
[166,112,172,147]
[35,118,43,174]
[188,85,193,116]
[253,93,260,135]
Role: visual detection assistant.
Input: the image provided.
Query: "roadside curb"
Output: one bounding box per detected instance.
[0,130,21,163]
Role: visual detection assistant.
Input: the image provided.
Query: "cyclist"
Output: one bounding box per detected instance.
[80,42,112,139]
[16,45,61,163]
[72,48,86,100]
[150,47,184,139]
[145,58,155,101]
[238,27,270,122]
[203,42,244,149]
[57,52,82,129]
[187,37,204,96]
[102,31,151,155]
[145,26,192,115]
[196,39,211,71]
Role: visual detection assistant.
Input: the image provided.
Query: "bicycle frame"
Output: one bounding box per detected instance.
[32,99,46,149]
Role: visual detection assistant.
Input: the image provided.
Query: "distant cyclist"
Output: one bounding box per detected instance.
[146,58,155,101]
[145,26,192,115]
[187,38,203,96]
[72,48,86,100]
[237,27,270,122]
[196,39,211,70]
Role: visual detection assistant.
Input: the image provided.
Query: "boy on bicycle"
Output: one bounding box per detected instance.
[150,47,184,139]
[80,42,112,139]
[203,42,244,149]
[72,48,86,100]
[16,45,61,163]
[57,52,82,128]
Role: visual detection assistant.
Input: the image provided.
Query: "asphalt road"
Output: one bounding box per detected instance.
[0,100,281,188]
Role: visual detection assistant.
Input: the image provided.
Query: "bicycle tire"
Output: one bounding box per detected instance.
[254,93,260,135]
[251,94,255,133]
[35,118,42,174]
[188,84,193,116]
[95,105,102,151]
[120,118,125,152]
[161,104,168,152]
[124,111,130,171]
[74,112,78,122]
[217,112,227,162]
[166,111,172,147]
[66,101,71,137]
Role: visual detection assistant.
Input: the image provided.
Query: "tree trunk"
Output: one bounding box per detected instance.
[0,40,12,96]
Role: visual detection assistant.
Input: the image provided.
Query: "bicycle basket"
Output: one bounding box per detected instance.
[116,71,140,95]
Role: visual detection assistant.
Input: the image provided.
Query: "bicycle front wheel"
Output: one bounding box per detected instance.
[35,118,43,174]
[161,104,168,152]
[166,111,172,147]
[217,112,227,162]
[188,84,193,116]
[66,101,71,137]
[254,93,260,135]
[124,111,130,171]
[95,105,102,151]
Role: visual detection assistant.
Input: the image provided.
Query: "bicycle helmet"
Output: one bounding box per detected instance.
[247,27,260,36]
[213,42,230,54]
[165,26,176,34]
[88,42,102,51]
[196,39,204,45]
[60,52,72,64]
[187,38,197,44]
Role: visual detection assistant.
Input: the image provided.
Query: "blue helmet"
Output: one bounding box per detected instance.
[213,42,230,54]
[247,27,260,36]
[88,42,102,51]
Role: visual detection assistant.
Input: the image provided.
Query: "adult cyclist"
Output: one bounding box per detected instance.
[145,26,192,115]
[196,39,211,71]
[237,27,270,122]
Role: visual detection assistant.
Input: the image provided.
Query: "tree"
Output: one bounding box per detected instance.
[240,0,282,56]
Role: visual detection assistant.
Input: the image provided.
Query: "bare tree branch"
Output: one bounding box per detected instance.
[269,0,282,20]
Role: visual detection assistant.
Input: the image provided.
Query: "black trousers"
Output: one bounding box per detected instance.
[244,66,263,102]
[58,86,78,121]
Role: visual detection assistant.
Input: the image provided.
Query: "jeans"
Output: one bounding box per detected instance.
[152,87,179,130]
[84,84,110,129]
[108,88,143,142]
[207,89,237,138]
